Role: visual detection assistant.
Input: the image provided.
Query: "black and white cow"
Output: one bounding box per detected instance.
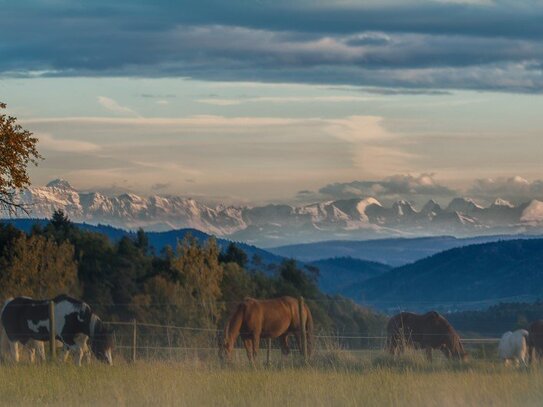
[0,295,114,365]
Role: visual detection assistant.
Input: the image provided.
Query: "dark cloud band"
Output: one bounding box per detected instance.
[2,1,543,92]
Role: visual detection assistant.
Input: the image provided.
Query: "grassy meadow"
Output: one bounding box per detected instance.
[2,351,543,407]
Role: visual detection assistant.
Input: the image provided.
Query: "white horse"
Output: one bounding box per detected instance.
[498,329,529,366]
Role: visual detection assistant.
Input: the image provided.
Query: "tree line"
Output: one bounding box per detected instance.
[0,210,386,338]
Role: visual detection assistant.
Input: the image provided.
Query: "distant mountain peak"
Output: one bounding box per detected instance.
[8,181,543,247]
[446,197,483,212]
[392,200,416,217]
[492,198,514,208]
[521,200,543,223]
[46,178,74,190]
[422,199,441,211]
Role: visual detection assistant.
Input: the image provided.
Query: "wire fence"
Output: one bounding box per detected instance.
[102,319,501,364]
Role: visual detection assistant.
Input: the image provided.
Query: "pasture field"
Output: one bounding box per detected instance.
[2,351,543,406]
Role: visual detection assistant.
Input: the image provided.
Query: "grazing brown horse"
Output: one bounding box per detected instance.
[218,296,313,363]
[387,311,467,361]
[528,320,543,362]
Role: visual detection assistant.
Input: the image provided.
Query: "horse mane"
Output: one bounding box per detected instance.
[427,312,466,357]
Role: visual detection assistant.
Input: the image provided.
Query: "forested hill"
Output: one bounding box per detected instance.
[2,218,284,266]
[309,257,391,295]
[3,218,392,296]
[270,235,543,266]
[0,214,387,337]
[359,239,543,312]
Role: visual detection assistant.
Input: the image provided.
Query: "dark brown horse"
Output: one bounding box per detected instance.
[218,296,313,363]
[528,320,543,362]
[387,311,467,361]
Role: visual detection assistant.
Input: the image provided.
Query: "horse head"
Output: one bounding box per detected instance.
[89,314,114,365]
[217,326,234,363]
[450,335,469,362]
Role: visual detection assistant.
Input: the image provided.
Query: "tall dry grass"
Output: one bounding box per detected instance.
[1,354,543,407]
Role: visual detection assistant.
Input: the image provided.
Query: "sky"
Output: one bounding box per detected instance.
[1,0,543,206]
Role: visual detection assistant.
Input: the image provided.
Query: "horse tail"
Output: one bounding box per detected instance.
[0,298,13,362]
[304,304,314,358]
[0,319,7,362]
[225,302,245,348]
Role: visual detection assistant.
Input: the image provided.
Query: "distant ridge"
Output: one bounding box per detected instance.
[5,179,543,246]
[0,218,284,267]
[1,218,390,297]
[270,234,543,266]
[309,257,391,295]
[358,238,543,312]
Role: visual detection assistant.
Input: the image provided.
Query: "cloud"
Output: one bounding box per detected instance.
[3,1,543,91]
[317,174,457,201]
[468,176,543,203]
[21,115,308,128]
[324,116,392,143]
[97,96,137,116]
[37,133,101,153]
[151,182,171,191]
[196,95,377,105]
[141,93,176,99]
[25,113,411,178]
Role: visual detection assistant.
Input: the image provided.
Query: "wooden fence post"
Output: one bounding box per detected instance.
[132,318,137,363]
[298,296,308,363]
[266,338,272,366]
[48,301,56,362]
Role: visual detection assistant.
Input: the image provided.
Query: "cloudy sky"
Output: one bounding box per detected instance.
[1,0,543,205]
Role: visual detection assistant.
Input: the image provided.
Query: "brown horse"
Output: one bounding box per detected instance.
[218,296,313,363]
[528,320,543,363]
[387,311,467,361]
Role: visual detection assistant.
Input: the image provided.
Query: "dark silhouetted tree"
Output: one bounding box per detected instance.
[219,242,248,268]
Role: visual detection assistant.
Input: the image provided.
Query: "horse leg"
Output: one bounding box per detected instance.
[243,338,254,365]
[81,337,91,364]
[27,345,36,363]
[441,346,451,360]
[62,346,71,363]
[294,332,303,357]
[9,341,20,363]
[385,336,397,356]
[425,346,433,362]
[397,336,406,356]
[74,347,84,367]
[84,343,91,364]
[252,332,261,363]
[73,334,88,366]
[279,334,291,364]
[35,341,46,363]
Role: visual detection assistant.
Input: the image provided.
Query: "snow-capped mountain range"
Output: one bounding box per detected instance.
[7,179,543,247]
